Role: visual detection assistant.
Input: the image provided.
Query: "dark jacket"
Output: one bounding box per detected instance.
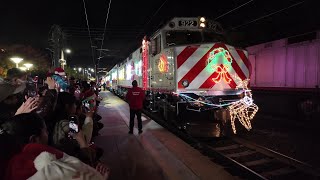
[126,87,145,110]
[36,89,58,145]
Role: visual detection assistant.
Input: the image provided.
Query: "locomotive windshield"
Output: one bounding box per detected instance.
[166,30,226,46]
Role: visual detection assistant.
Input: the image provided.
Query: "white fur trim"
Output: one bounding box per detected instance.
[29,153,105,180]
[34,151,57,170]
[54,71,66,76]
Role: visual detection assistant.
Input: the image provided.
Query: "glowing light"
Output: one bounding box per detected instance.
[142,37,149,90]
[177,75,258,134]
[211,65,232,83]
[19,67,27,71]
[65,49,71,54]
[126,63,132,80]
[158,54,169,73]
[112,71,117,80]
[200,23,206,28]
[24,63,33,70]
[207,48,233,84]
[200,17,206,22]
[10,57,23,68]
[135,60,142,76]
[228,76,259,134]
[119,68,125,80]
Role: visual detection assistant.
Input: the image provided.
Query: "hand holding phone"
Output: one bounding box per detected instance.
[27,90,37,98]
[69,116,79,134]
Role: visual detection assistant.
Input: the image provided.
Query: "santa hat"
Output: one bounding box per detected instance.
[54,67,66,76]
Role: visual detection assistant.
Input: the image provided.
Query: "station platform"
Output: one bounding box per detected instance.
[94,91,236,180]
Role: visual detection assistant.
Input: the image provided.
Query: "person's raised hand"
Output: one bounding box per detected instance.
[45,77,56,90]
[15,97,39,115]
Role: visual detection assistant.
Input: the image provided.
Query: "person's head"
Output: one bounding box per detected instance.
[56,92,77,116]
[81,81,90,91]
[1,113,48,146]
[6,68,27,86]
[6,68,28,95]
[132,80,138,87]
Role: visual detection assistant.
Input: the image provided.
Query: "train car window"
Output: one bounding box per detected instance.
[203,32,226,43]
[151,35,162,55]
[166,31,202,46]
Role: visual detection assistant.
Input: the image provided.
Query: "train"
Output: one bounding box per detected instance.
[105,17,258,137]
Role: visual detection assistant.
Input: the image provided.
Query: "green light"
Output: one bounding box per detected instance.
[206,48,233,83]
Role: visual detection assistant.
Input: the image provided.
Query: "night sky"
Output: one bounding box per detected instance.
[0,0,319,69]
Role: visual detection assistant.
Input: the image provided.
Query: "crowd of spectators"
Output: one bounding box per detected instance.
[0,67,109,179]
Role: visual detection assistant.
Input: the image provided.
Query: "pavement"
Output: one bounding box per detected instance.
[94,91,237,180]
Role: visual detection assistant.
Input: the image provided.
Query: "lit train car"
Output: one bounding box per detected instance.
[109,17,258,136]
[109,65,118,93]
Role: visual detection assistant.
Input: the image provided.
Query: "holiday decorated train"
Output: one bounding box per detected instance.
[105,17,258,136]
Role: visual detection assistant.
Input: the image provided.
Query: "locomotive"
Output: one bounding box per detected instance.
[106,17,258,137]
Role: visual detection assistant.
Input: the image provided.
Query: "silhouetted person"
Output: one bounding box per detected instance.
[126,80,145,134]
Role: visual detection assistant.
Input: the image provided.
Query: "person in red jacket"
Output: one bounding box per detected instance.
[126,80,145,134]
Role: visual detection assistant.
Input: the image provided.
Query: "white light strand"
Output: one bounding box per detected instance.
[228,76,258,134]
[176,75,258,134]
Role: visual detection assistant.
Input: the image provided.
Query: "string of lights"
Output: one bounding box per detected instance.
[228,76,258,134]
[177,75,258,134]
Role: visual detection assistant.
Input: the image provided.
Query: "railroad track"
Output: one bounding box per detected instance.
[115,94,320,179]
[142,109,320,180]
[199,136,320,180]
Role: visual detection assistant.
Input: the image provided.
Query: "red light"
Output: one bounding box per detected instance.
[142,37,149,90]
[158,54,169,73]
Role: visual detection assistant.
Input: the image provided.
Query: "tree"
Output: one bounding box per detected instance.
[0,44,51,78]
[64,66,87,80]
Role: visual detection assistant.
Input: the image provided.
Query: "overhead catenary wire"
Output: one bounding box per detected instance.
[98,0,113,61]
[81,0,96,67]
[136,0,168,39]
[214,0,254,20]
[232,0,305,30]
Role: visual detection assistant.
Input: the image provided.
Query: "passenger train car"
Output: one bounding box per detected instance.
[106,17,258,136]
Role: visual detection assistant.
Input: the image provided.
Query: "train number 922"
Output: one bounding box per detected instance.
[178,20,198,27]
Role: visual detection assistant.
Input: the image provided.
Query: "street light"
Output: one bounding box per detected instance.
[65,49,71,54]
[19,67,27,71]
[78,67,82,72]
[24,63,33,70]
[10,57,24,68]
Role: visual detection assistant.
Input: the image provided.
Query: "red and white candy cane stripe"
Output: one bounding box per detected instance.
[176,43,250,90]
